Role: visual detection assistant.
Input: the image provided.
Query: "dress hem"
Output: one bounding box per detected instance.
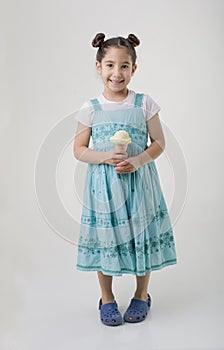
[76,259,177,276]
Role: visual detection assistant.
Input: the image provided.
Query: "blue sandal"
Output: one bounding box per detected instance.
[99,298,123,326]
[124,293,152,323]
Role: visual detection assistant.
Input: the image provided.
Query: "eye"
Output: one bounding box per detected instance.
[122,65,129,69]
[106,64,113,68]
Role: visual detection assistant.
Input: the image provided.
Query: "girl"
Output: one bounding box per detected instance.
[73,33,177,326]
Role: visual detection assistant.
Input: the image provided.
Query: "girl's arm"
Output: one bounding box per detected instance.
[135,113,165,166]
[73,122,127,164]
[115,113,165,173]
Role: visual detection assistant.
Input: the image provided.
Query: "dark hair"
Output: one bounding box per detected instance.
[91,33,140,65]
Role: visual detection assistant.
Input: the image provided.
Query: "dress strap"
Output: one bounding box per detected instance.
[134,93,144,108]
[90,98,102,111]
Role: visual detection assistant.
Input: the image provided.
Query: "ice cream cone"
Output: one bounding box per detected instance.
[114,143,128,153]
[110,130,131,153]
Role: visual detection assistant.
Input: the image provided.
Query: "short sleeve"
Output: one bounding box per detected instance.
[142,94,161,121]
[74,101,94,127]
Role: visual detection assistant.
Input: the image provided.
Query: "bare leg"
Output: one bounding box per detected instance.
[97,271,115,304]
[134,272,151,301]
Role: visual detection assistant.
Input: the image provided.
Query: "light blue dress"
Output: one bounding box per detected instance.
[76,93,177,276]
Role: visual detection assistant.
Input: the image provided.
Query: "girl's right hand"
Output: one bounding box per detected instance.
[103,149,128,166]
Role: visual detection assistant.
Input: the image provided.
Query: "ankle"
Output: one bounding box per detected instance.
[101,293,115,304]
[134,291,148,301]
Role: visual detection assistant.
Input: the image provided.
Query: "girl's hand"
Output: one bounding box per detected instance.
[115,156,141,174]
[103,149,128,166]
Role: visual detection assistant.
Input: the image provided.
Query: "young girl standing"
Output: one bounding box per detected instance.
[74,33,177,326]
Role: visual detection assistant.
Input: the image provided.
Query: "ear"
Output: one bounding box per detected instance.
[131,64,137,76]
[96,61,102,75]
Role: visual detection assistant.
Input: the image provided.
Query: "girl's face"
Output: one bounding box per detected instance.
[96,47,137,98]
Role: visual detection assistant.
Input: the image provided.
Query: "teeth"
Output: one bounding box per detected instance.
[110,80,123,83]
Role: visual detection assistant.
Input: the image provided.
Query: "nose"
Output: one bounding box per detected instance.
[112,66,122,78]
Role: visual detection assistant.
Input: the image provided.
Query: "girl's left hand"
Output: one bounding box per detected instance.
[115,157,140,174]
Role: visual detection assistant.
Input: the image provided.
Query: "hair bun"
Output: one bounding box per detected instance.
[92,33,105,48]
[126,34,140,47]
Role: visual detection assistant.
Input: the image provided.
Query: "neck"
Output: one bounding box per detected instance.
[102,88,129,102]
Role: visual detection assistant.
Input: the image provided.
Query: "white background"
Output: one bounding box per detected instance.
[1,0,223,349]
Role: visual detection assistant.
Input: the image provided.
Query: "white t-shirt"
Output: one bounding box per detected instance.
[75,89,161,127]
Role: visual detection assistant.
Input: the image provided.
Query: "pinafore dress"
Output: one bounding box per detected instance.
[76,93,177,276]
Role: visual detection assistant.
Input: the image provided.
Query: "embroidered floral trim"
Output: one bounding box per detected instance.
[77,229,175,259]
[92,123,148,148]
[81,209,168,229]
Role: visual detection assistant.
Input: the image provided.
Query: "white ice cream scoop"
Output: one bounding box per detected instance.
[110,130,131,152]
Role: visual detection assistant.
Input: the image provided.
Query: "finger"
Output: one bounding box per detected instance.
[115,167,129,173]
[117,156,126,160]
[115,160,128,166]
[116,165,134,173]
[116,163,129,169]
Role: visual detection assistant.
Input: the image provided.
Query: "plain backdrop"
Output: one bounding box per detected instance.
[1,0,223,349]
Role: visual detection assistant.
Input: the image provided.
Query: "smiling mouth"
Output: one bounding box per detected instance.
[109,79,124,84]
